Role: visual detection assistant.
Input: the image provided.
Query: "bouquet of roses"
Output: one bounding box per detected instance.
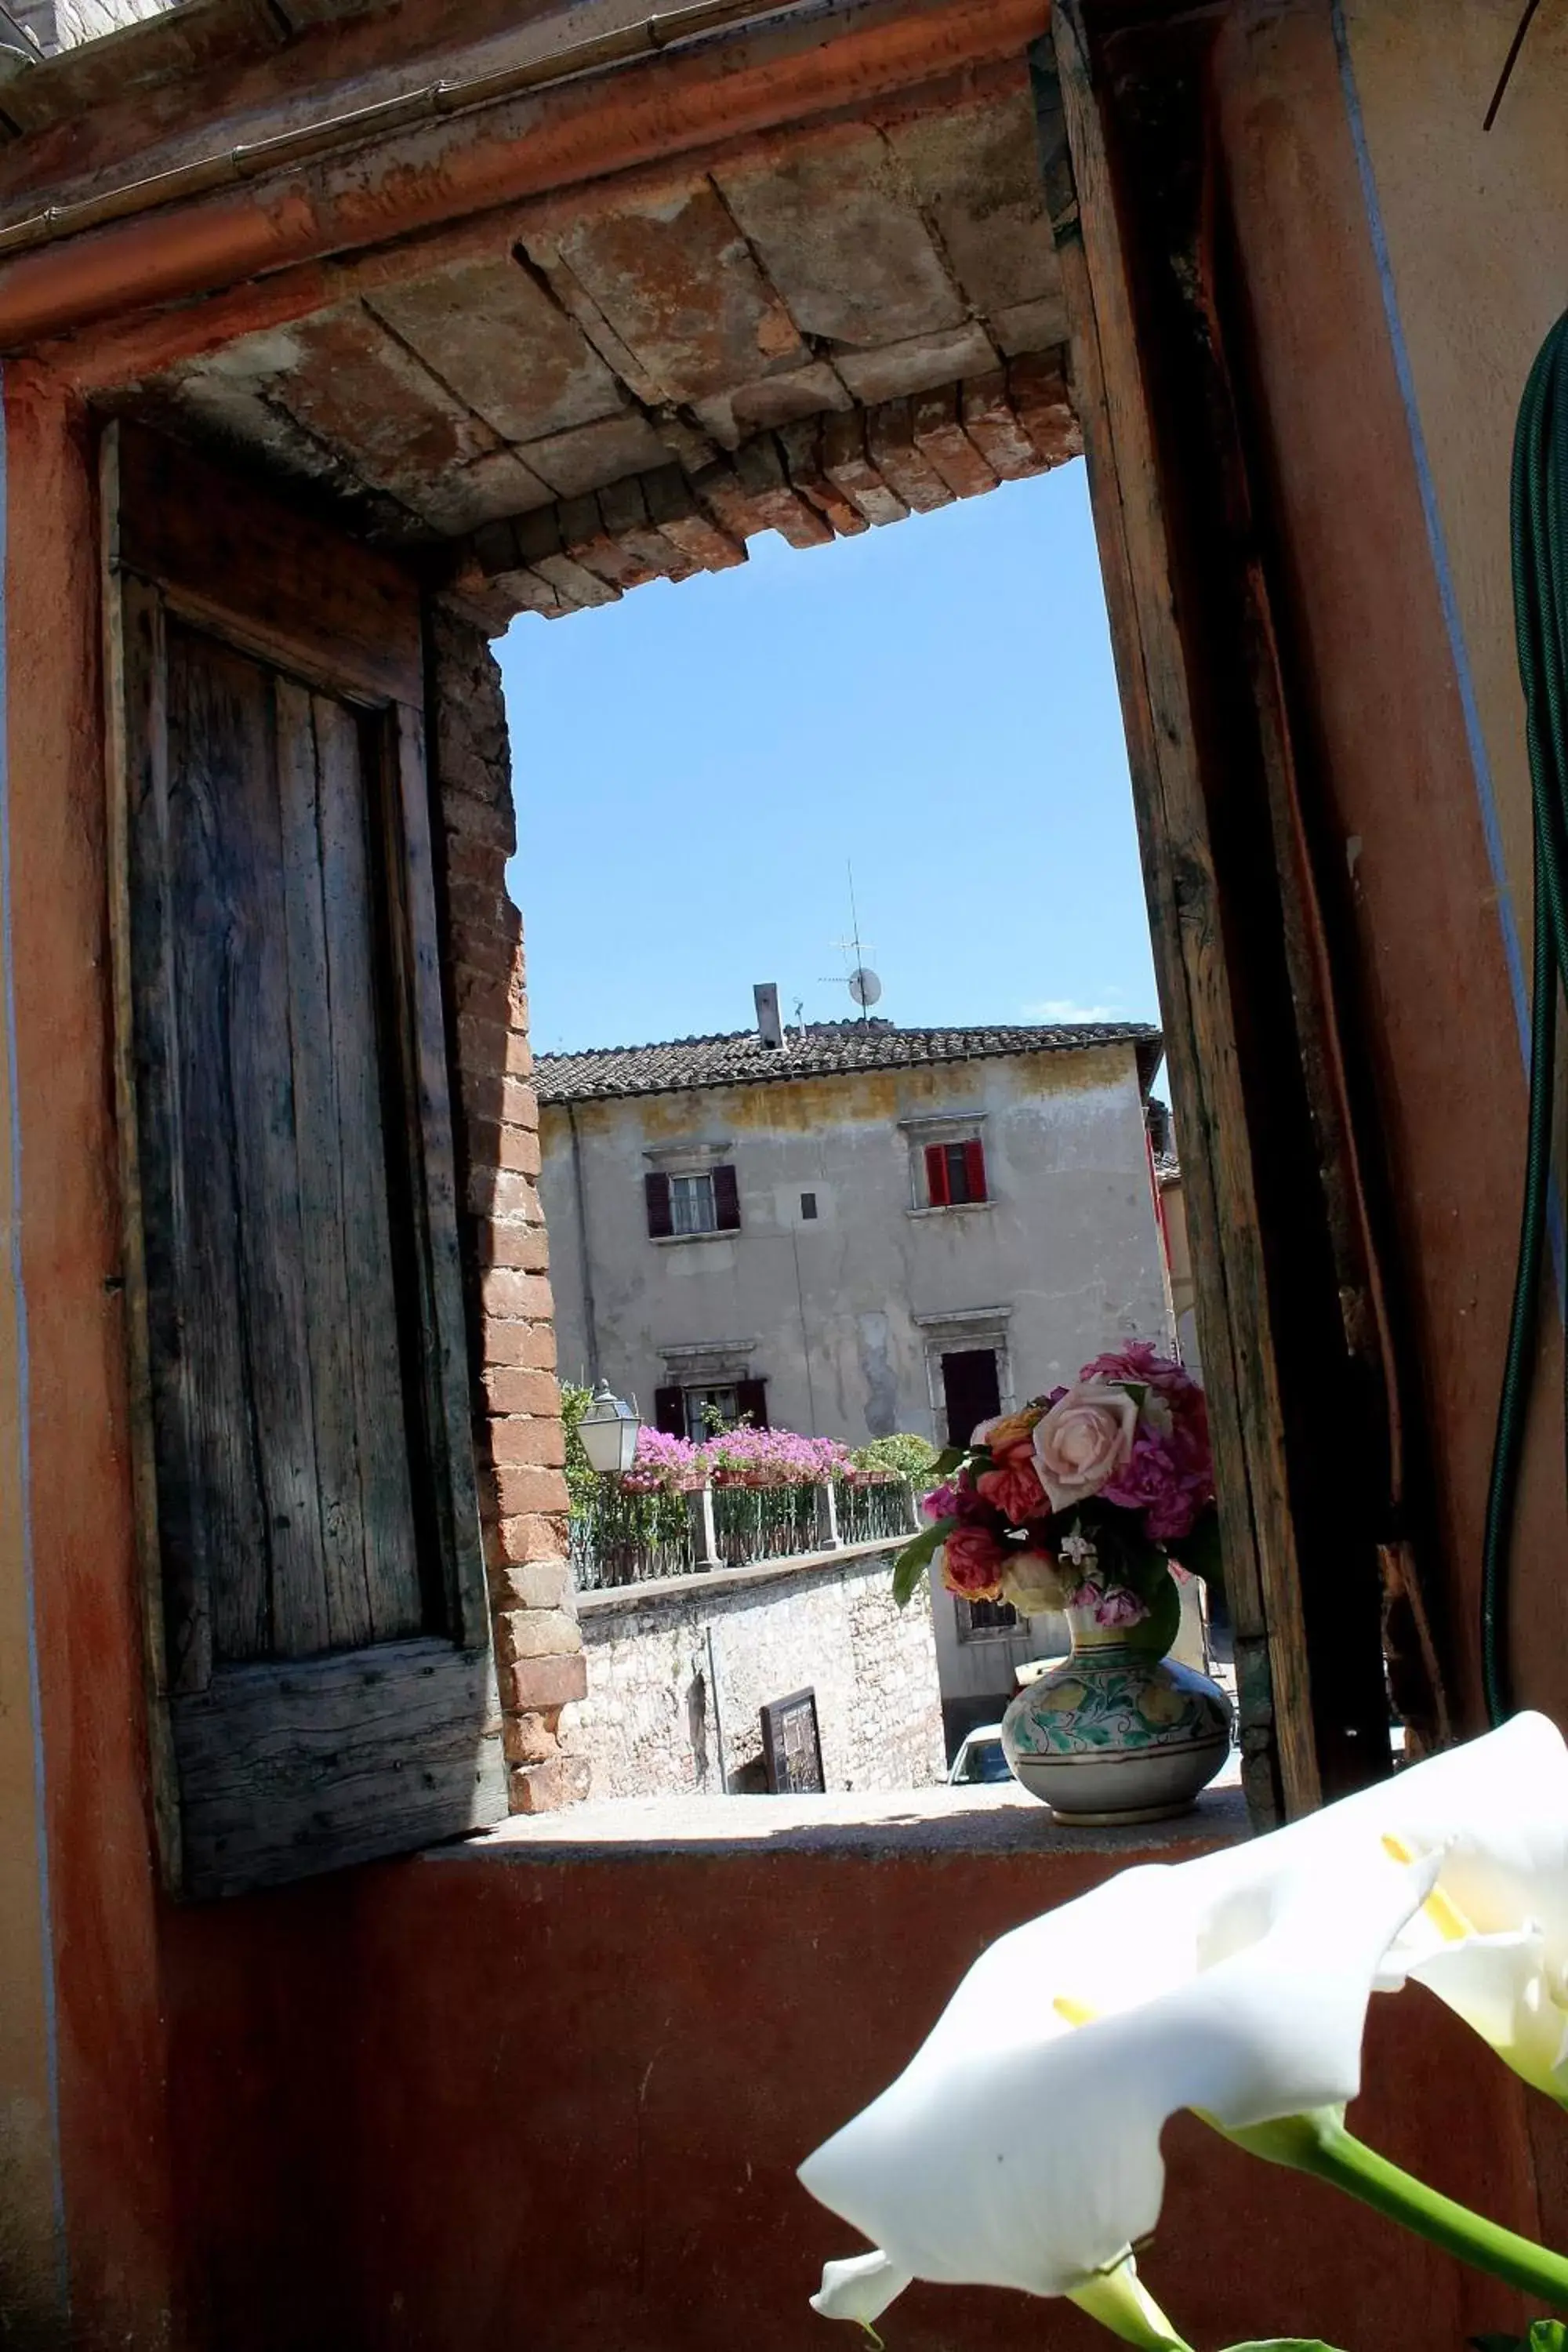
[891,1341,1221,1653]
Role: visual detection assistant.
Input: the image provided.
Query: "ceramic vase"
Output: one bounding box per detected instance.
[1000,1602,1232,1824]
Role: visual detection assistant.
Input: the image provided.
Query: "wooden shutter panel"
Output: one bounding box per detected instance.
[924,1142,950,1207]
[713,1163,742,1231]
[654,1385,686,1436]
[963,1138,988,1203]
[103,424,501,1900]
[735,1378,769,1429]
[644,1171,673,1237]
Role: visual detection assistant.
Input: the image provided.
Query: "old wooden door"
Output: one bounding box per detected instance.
[103,425,503,1898]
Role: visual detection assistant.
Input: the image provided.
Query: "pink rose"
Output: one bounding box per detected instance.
[1091,1585,1148,1630]
[939,1523,1007,1599]
[1031,1381,1138,1512]
[921,1482,960,1523]
[975,1442,1047,1525]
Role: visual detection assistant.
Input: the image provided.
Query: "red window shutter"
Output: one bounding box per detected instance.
[654,1385,686,1436]
[644,1171,673,1238]
[713,1163,742,1231]
[924,1142,949,1207]
[735,1377,769,1429]
[962,1138,987,1204]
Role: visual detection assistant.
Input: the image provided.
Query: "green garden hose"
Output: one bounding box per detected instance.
[1483,307,1568,1726]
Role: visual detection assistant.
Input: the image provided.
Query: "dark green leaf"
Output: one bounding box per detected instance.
[1123,1564,1181,1657]
[929,1445,969,1479]
[891,1517,955,1606]
[1170,1506,1224,1592]
[1220,2340,1350,2352]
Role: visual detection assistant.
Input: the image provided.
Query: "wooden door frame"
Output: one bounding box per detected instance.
[1037,0,1438,1821]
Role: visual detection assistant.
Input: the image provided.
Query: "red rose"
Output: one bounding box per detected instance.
[975,1445,1047,1526]
[941,1523,1007,1599]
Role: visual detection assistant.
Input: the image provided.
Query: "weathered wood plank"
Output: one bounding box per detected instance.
[383,706,489,1651]
[101,440,184,1882]
[108,430,506,1895]
[312,691,423,1642]
[276,677,377,1653]
[1044,3,1319,1820]
[114,422,423,710]
[171,1639,506,1900]
[166,622,329,1663]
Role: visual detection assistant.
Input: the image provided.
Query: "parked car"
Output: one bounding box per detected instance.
[947,1724,1012,1786]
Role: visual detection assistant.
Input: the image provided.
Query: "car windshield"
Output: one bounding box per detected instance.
[954,1737,1011,1784]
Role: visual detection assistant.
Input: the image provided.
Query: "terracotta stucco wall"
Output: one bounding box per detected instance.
[151,1825,1557,2352]
[1208,0,1568,1730]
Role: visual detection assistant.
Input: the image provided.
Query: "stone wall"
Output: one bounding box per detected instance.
[13,0,180,50]
[430,602,584,1813]
[568,1542,945,1798]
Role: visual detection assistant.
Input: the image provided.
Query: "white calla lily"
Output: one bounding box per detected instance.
[800,1714,1568,2329]
[810,2251,912,2329]
[1351,1711,1568,2100]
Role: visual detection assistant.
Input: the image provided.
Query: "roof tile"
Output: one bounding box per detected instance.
[535,1018,1163,1103]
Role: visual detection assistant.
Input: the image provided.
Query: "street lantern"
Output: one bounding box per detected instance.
[577,1381,641,1476]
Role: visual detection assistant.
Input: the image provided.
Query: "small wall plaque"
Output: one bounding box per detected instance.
[760,1687,824,1795]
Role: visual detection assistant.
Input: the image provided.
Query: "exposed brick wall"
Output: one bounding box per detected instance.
[451,352,1080,629]
[430,601,588,1813]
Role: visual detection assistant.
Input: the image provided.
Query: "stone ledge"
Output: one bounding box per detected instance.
[575,1536,907,1619]
[430,1780,1250,1863]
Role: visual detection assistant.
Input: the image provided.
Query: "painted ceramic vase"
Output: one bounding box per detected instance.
[1000,1604,1233,1824]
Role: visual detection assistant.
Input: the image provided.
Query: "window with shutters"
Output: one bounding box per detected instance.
[644,1160,741,1238]
[915,1133,989,1210]
[103,426,500,1901]
[654,1378,769,1438]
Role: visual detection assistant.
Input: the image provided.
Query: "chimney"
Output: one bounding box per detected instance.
[753,982,784,1050]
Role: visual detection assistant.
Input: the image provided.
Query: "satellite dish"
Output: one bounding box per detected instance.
[848,967,883,1007]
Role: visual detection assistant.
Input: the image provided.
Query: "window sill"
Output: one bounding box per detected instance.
[435,1779,1248,1864]
[650,1228,739,1247]
[906,1201,994,1218]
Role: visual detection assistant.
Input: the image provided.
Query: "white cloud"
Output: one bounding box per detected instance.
[1022,997,1120,1022]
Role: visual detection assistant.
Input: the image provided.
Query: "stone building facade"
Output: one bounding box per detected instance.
[539,1017,1175,1748]
[538,1018,1172,1448]
[572,1540,944,1798]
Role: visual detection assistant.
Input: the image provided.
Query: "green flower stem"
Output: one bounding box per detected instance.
[1216,2111,1568,2310]
[1069,2256,1193,2351]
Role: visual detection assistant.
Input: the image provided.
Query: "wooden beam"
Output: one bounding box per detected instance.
[1040,2,1319,1822]
[0,0,1047,359]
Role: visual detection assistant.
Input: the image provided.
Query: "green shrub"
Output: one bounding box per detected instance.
[850,1432,940,1485]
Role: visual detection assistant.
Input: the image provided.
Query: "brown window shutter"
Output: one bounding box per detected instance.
[713,1163,741,1231]
[924,1142,949,1207]
[735,1377,769,1428]
[963,1138,987,1203]
[645,1171,673,1237]
[654,1385,686,1436]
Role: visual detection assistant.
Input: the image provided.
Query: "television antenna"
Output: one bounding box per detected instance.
[819,862,883,1024]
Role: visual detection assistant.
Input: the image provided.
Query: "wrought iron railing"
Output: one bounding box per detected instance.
[569,1482,694,1592]
[710,1481,821,1566]
[568,1476,919,1592]
[834,1477,919,1546]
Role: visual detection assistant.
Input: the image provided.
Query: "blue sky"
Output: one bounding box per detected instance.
[499,458,1157,1058]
